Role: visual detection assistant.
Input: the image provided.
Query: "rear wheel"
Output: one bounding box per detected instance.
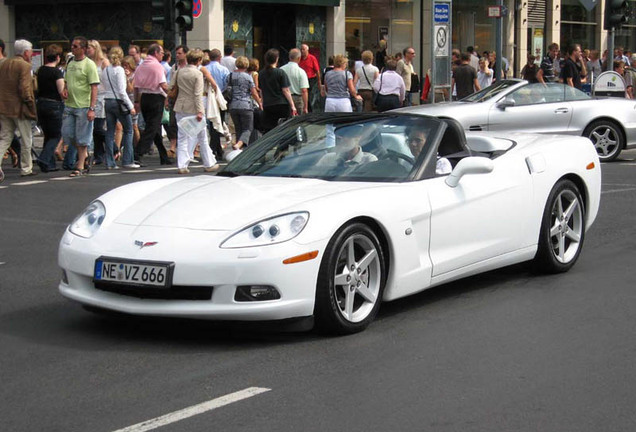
[314,223,386,334]
[584,120,623,162]
[533,179,585,273]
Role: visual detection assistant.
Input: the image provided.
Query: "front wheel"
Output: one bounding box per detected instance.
[584,120,623,162]
[314,223,386,334]
[533,179,585,273]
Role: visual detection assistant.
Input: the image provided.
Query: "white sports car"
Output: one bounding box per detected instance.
[58,113,601,334]
[401,79,636,162]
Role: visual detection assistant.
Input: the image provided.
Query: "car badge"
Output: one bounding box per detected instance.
[135,240,158,249]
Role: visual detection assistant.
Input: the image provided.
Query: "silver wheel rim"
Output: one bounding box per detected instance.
[549,189,583,264]
[590,125,620,159]
[333,233,381,323]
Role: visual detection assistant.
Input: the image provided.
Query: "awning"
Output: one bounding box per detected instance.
[228,0,340,6]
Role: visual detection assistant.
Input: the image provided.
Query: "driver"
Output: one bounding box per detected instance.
[318,124,378,170]
[405,126,452,175]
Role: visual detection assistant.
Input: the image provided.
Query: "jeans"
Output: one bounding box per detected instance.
[229,108,254,145]
[36,98,64,169]
[62,106,93,169]
[105,99,134,166]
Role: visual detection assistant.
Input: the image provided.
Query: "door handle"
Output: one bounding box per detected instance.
[554,108,569,114]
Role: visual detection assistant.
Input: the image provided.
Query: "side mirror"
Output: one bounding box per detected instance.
[496,97,515,110]
[445,157,494,187]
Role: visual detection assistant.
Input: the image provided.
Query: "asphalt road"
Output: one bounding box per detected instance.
[1,151,636,432]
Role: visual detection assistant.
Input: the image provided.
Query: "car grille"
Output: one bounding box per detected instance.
[94,282,213,300]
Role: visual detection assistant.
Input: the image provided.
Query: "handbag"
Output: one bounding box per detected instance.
[105,67,131,115]
[222,72,234,103]
[167,70,179,104]
[373,73,383,105]
[410,72,420,93]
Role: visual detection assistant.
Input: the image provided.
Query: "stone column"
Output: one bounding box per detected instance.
[326,0,346,58]
[189,0,224,50]
[514,0,530,75]
[0,4,15,55]
[546,0,561,49]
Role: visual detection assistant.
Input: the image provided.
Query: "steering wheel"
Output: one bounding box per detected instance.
[383,149,415,166]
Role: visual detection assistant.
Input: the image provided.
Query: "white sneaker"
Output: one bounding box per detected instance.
[123,163,141,169]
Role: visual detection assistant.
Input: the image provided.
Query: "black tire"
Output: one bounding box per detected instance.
[584,120,624,162]
[314,223,386,335]
[533,179,585,273]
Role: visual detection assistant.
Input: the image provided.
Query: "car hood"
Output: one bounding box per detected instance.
[113,175,374,230]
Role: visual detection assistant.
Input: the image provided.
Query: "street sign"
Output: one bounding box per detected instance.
[434,4,450,23]
[434,25,449,57]
[487,6,502,18]
[193,0,202,18]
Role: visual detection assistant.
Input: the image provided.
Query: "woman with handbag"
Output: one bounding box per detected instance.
[103,46,138,169]
[324,54,362,112]
[173,49,218,174]
[228,56,262,150]
[353,50,379,112]
[372,57,405,112]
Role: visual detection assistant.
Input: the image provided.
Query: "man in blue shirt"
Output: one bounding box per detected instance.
[206,49,229,159]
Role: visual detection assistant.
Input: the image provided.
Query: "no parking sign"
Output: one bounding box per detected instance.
[193,0,202,18]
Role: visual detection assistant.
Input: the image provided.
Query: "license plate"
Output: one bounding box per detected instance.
[94,257,174,288]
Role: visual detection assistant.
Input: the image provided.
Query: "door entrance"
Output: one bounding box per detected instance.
[253,4,297,66]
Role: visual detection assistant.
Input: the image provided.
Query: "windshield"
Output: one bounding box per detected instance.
[220,114,443,182]
[463,80,521,102]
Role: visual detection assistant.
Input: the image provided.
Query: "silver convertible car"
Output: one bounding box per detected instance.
[402,79,636,161]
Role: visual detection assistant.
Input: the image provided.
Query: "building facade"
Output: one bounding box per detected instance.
[0,0,634,79]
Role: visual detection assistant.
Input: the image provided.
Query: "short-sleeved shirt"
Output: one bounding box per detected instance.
[37,66,63,101]
[228,71,255,110]
[540,56,558,82]
[453,63,477,99]
[259,67,291,107]
[356,64,379,90]
[561,58,581,89]
[325,70,353,99]
[298,54,320,80]
[280,62,309,96]
[65,57,100,108]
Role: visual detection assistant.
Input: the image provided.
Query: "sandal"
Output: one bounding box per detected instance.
[167,149,176,158]
[84,155,92,173]
[9,148,18,168]
[69,170,84,177]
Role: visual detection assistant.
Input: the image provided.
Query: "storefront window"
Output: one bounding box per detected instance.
[452,2,497,55]
[345,0,414,61]
[560,0,596,51]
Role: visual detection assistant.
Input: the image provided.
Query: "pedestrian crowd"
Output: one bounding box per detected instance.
[2,36,635,182]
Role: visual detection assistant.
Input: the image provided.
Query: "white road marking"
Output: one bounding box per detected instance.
[90,172,121,177]
[0,186,7,189]
[50,177,74,181]
[13,180,48,186]
[112,387,271,432]
[124,170,154,174]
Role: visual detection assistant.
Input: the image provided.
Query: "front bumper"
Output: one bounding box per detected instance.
[58,225,325,321]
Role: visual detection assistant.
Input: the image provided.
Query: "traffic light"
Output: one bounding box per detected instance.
[175,0,194,31]
[604,0,629,30]
[151,0,174,32]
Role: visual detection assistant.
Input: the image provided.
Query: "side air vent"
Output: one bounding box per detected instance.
[468,125,483,131]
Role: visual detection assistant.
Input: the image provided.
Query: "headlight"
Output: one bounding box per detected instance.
[69,200,106,238]
[220,212,309,248]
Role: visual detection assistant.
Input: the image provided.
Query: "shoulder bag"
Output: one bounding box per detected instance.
[106,67,131,115]
[373,73,383,106]
[222,72,234,103]
[167,69,179,105]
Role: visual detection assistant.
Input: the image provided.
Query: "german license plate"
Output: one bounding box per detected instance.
[94,257,173,288]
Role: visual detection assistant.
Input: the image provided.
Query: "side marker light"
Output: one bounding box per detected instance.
[283,250,319,265]
[586,162,595,170]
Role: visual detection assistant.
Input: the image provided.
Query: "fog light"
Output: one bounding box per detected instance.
[61,269,69,284]
[235,285,281,302]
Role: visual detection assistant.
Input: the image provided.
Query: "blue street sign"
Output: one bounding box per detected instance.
[434,4,450,23]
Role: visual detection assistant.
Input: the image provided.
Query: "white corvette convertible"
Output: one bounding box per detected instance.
[58,113,601,334]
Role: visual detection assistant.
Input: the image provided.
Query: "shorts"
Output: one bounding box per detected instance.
[62,106,94,147]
